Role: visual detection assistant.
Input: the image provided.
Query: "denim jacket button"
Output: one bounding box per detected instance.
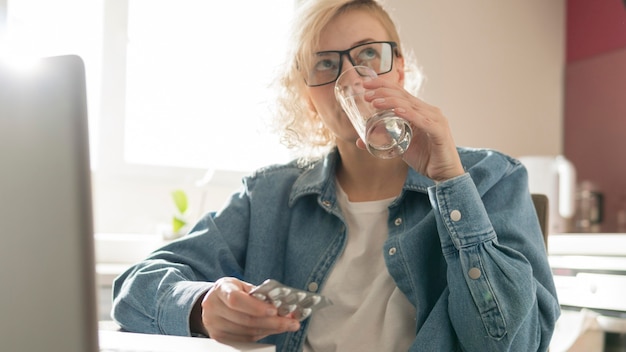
[321,200,331,207]
[468,267,481,279]
[450,210,462,222]
[394,217,402,226]
[307,282,319,292]
[388,247,397,256]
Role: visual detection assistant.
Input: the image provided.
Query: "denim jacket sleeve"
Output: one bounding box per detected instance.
[109,161,305,339]
[111,256,214,336]
[427,168,560,351]
[110,208,248,336]
[110,163,299,338]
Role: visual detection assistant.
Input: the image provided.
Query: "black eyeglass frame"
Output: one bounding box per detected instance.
[303,41,399,87]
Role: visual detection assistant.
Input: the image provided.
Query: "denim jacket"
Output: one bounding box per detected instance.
[112,147,560,352]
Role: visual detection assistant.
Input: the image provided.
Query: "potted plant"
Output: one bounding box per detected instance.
[162,189,189,240]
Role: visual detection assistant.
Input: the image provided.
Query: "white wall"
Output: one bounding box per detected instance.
[92,0,566,234]
[92,168,245,234]
[387,0,565,157]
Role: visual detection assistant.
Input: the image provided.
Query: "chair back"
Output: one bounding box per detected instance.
[531,193,550,249]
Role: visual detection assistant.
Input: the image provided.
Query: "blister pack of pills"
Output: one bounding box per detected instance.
[249,279,333,321]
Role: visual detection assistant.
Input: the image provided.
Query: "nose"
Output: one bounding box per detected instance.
[335,57,362,90]
[338,53,356,76]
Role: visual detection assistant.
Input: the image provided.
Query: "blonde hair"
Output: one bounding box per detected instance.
[270,0,423,161]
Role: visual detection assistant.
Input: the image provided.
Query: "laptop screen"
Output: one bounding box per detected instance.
[0,55,99,352]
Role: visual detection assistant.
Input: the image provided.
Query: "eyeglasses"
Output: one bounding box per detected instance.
[303,41,398,87]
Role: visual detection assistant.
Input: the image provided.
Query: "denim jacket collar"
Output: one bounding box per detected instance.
[289,148,435,208]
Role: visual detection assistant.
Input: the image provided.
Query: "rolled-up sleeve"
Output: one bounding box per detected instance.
[428,172,560,351]
[111,212,245,336]
[111,254,214,336]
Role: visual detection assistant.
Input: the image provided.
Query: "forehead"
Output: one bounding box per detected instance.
[317,9,389,52]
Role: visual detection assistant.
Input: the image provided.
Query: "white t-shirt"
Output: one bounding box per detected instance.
[303,183,416,352]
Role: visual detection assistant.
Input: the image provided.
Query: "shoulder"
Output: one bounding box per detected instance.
[457,147,527,189]
[242,156,323,190]
[458,147,523,173]
[239,153,335,206]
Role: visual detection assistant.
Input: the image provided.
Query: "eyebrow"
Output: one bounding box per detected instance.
[352,38,377,47]
[315,38,379,54]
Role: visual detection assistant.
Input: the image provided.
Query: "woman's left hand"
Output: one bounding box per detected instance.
[363,78,465,182]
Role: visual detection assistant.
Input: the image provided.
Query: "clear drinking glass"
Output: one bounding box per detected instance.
[335,65,412,159]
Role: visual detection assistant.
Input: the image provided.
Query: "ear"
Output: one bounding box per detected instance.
[396,56,405,85]
[306,95,317,114]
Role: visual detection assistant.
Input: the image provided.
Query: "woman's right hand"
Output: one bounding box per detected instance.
[192,277,301,343]
[363,77,465,182]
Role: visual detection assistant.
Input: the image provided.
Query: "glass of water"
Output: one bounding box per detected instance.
[335,65,412,159]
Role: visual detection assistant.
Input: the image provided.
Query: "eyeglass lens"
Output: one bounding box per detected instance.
[306,42,394,87]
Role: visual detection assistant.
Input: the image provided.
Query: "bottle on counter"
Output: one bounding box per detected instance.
[617,195,626,233]
[573,180,604,233]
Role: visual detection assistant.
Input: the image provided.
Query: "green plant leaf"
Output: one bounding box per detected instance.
[171,189,188,214]
[172,215,187,234]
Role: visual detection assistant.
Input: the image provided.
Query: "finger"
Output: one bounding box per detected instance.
[221,304,300,334]
[206,318,270,343]
[202,279,300,340]
[355,138,367,150]
[207,312,300,342]
[234,292,281,318]
[214,279,275,317]
[362,77,398,90]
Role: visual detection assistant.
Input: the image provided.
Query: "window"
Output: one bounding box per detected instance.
[123,0,293,171]
[2,0,103,165]
[2,0,294,174]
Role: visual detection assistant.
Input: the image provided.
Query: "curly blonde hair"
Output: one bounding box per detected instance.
[270,0,423,161]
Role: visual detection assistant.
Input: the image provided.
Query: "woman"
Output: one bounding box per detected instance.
[112,0,560,351]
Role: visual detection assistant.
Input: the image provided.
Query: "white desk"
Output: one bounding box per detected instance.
[99,329,274,352]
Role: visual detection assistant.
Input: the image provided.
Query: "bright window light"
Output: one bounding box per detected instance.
[124,0,293,171]
[2,0,294,173]
[3,0,103,166]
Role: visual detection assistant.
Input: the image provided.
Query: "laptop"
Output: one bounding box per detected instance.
[0,55,273,352]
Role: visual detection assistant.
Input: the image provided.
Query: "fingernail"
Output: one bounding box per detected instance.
[373,98,385,104]
[266,308,277,316]
[289,322,300,331]
[393,107,406,113]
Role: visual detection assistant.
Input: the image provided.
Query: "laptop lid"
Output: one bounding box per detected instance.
[0,55,99,352]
